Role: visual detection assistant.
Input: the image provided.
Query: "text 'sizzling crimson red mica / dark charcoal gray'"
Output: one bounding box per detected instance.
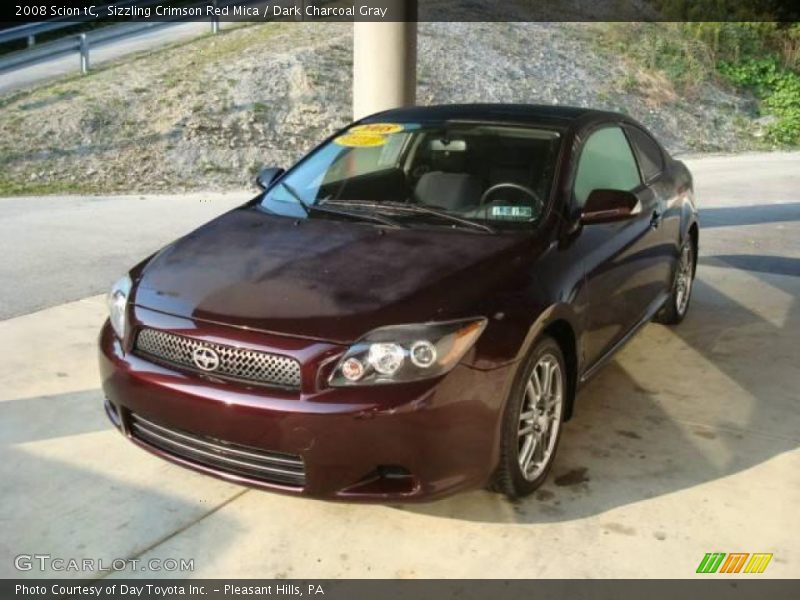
[99,104,698,501]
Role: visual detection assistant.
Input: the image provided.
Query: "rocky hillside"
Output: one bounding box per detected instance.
[0,21,771,195]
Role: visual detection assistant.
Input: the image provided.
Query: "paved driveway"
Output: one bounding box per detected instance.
[0,153,798,578]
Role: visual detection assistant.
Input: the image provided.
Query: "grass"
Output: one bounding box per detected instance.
[591,22,800,147]
[0,176,95,196]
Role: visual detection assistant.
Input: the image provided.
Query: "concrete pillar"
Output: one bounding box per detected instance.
[352,2,417,120]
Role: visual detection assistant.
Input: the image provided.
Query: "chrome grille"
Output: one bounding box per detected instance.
[130,413,305,487]
[135,328,301,389]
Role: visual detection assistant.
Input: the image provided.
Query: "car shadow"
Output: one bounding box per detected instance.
[700,202,800,228]
[397,252,799,524]
[699,254,800,278]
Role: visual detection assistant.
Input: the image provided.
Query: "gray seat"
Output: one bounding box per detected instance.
[414,171,483,212]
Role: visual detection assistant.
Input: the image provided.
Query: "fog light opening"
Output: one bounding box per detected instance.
[343,465,418,496]
[377,465,413,480]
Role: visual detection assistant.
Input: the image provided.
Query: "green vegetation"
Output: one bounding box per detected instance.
[719,58,800,144]
[597,22,800,145]
[0,175,95,196]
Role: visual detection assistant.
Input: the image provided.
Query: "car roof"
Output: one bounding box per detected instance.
[362,103,624,130]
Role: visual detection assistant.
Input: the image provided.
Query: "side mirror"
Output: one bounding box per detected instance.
[255,167,285,190]
[580,189,639,225]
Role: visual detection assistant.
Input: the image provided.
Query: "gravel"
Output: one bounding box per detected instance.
[0,22,767,195]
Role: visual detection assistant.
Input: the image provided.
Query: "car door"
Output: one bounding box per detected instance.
[570,124,664,369]
[624,124,675,290]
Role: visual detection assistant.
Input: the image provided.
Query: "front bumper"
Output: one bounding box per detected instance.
[98,310,514,502]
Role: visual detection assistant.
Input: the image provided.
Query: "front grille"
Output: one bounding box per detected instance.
[130,413,306,487]
[135,328,301,389]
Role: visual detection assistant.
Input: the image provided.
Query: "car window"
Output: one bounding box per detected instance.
[626,126,664,182]
[573,126,641,208]
[261,122,562,230]
[323,132,410,185]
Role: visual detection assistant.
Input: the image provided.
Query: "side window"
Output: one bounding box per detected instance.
[626,126,664,182]
[573,126,641,208]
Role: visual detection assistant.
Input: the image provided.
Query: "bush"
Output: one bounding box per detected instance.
[598,22,800,146]
[719,58,800,144]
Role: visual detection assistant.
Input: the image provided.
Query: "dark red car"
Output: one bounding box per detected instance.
[99,104,698,501]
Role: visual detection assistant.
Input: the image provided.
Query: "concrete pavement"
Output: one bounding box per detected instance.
[0,190,249,320]
[0,153,798,578]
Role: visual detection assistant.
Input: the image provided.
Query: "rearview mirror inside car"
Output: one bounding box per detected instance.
[256,167,285,190]
[580,189,640,225]
[430,138,467,152]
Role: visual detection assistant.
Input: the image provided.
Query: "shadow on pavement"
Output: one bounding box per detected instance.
[699,254,800,278]
[700,202,800,228]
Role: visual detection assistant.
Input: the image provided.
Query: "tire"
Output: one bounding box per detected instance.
[656,237,695,325]
[491,335,567,499]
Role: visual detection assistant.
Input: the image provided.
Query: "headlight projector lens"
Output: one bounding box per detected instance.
[409,340,437,368]
[368,343,405,375]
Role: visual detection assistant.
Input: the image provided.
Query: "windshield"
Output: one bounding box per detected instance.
[260,121,562,231]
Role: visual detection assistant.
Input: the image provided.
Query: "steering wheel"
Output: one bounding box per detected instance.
[479,182,544,212]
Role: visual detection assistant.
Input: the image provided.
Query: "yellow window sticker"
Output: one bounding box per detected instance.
[350,123,404,135]
[333,132,388,147]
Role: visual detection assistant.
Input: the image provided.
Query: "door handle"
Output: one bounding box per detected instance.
[650,209,662,229]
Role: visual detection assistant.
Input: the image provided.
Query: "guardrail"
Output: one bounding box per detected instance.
[0,0,270,75]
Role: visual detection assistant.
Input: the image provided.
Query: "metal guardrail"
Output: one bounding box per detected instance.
[0,0,270,75]
[0,0,162,46]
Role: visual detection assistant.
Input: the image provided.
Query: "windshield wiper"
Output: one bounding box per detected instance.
[332,200,496,234]
[278,183,405,228]
[394,202,496,233]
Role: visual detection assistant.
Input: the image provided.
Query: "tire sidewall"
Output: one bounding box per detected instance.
[675,240,694,318]
[657,237,695,325]
[501,336,566,496]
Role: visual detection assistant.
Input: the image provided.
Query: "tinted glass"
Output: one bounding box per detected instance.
[626,126,664,182]
[573,126,641,208]
[260,122,562,229]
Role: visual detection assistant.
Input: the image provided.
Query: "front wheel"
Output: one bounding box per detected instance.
[491,336,566,499]
[656,238,695,325]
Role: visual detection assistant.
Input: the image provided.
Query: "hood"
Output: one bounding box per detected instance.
[134,208,533,343]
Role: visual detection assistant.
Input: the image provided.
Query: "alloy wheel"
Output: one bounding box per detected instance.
[517,353,563,481]
[675,243,693,316]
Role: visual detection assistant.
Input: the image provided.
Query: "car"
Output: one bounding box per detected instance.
[99,104,698,501]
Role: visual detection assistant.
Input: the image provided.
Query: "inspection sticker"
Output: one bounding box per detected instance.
[333,132,388,147]
[350,123,405,134]
[492,205,533,218]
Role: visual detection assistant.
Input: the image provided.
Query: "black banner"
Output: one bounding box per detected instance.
[1,0,799,24]
[4,580,800,600]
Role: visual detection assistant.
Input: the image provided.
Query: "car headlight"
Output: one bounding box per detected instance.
[328,318,487,386]
[107,275,132,339]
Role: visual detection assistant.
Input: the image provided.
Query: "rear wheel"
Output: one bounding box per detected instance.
[656,238,695,325]
[492,336,566,499]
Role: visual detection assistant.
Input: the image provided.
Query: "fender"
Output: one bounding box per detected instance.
[512,302,582,420]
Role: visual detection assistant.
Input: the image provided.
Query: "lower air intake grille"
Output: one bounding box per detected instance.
[130,413,305,487]
[135,328,301,389]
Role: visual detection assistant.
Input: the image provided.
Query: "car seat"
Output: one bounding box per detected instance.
[414,144,482,212]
